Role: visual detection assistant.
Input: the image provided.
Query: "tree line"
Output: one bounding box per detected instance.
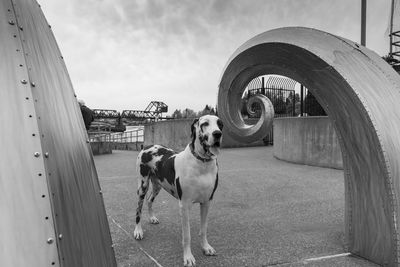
[171,105,217,119]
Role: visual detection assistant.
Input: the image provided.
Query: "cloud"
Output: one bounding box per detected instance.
[40,0,391,114]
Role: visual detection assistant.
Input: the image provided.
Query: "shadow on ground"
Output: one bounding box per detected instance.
[94,146,378,267]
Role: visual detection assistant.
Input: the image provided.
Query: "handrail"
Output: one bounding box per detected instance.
[88,127,144,143]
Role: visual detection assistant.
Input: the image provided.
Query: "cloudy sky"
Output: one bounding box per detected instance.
[39,0,392,115]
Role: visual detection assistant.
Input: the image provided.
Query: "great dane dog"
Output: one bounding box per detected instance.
[134,115,223,266]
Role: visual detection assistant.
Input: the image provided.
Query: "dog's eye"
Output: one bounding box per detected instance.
[200,122,209,129]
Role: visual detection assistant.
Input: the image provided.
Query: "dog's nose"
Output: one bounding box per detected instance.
[212,130,222,139]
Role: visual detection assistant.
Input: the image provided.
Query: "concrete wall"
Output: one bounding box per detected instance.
[90,142,112,155]
[273,116,343,169]
[144,119,192,151]
[112,142,144,151]
[144,118,268,151]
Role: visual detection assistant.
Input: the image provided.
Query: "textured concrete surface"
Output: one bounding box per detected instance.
[95,147,378,267]
[144,118,266,151]
[218,27,400,265]
[91,141,113,155]
[274,117,343,169]
[144,119,192,151]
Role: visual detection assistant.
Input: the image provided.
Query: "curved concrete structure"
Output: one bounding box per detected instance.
[218,27,400,266]
[274,117,343,169]
[0,0,116,266]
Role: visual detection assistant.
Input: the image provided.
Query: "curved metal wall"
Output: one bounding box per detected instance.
[218,27,400,266]
[0,0,116,266]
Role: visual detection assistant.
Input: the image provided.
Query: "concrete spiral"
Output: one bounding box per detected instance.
[218,71,274,143]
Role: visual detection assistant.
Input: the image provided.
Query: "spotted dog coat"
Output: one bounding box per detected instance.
[133,115,223,267]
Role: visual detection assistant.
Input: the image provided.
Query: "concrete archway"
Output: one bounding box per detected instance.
[218,27,400,266]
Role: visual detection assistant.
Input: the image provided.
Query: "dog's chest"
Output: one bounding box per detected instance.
[176,159,218,203]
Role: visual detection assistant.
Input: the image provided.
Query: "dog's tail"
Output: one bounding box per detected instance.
[136,149,144,175]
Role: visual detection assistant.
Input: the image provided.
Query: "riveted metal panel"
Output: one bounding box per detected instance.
[0,0,59,266]
[1,0,117,266]
[218,27,400,266]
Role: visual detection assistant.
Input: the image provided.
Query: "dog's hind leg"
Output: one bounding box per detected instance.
[133,176,150,240]
[147,177,162,224]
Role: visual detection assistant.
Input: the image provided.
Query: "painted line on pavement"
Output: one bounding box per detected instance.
[303,252,351,262]
[109,216,164,267]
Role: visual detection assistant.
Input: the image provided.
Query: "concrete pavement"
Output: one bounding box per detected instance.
[94,147,378,267]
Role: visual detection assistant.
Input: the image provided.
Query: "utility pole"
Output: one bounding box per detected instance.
[390,0,395,56]
[361,0,366,46]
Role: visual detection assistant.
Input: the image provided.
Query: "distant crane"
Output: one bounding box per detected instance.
[387,0,400,71]
[121,101,168,125]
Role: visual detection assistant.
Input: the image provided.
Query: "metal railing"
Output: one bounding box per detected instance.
[88,127,144,143]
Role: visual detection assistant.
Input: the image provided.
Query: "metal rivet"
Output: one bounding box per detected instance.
[47,238,54,244]
[44,152,49,158]
[21,79,27,84]
[31,82,35,87]
[99,190,102,194]
[34,152,40,157]
[58,234,63,240]
[19,26,23,31]
[86,140,90,143]
[8,20,15,25]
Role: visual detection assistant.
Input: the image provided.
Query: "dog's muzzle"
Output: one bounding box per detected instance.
[205,130,222,157]
[212,130,222,147]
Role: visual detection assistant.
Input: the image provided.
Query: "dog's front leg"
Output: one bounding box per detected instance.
[180,200,195,266]
[200,201,216,256]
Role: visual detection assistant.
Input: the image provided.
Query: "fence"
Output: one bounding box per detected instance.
[299,85,327,116]
[243,76,327,145]
[88,127,144,151]
[244,76,297,145]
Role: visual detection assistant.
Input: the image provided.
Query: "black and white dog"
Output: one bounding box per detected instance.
[134,115,223,266]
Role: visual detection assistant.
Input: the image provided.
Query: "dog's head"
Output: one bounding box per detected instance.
[191,115,224,158]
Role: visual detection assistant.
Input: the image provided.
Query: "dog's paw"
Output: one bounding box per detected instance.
[202,244,216,256]
[133,226,143,240]
[183,252,196,266]
[149,216,159,224]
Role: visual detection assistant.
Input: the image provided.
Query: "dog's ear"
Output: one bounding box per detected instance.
[191,118,199,144]
[217,119,224,131]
